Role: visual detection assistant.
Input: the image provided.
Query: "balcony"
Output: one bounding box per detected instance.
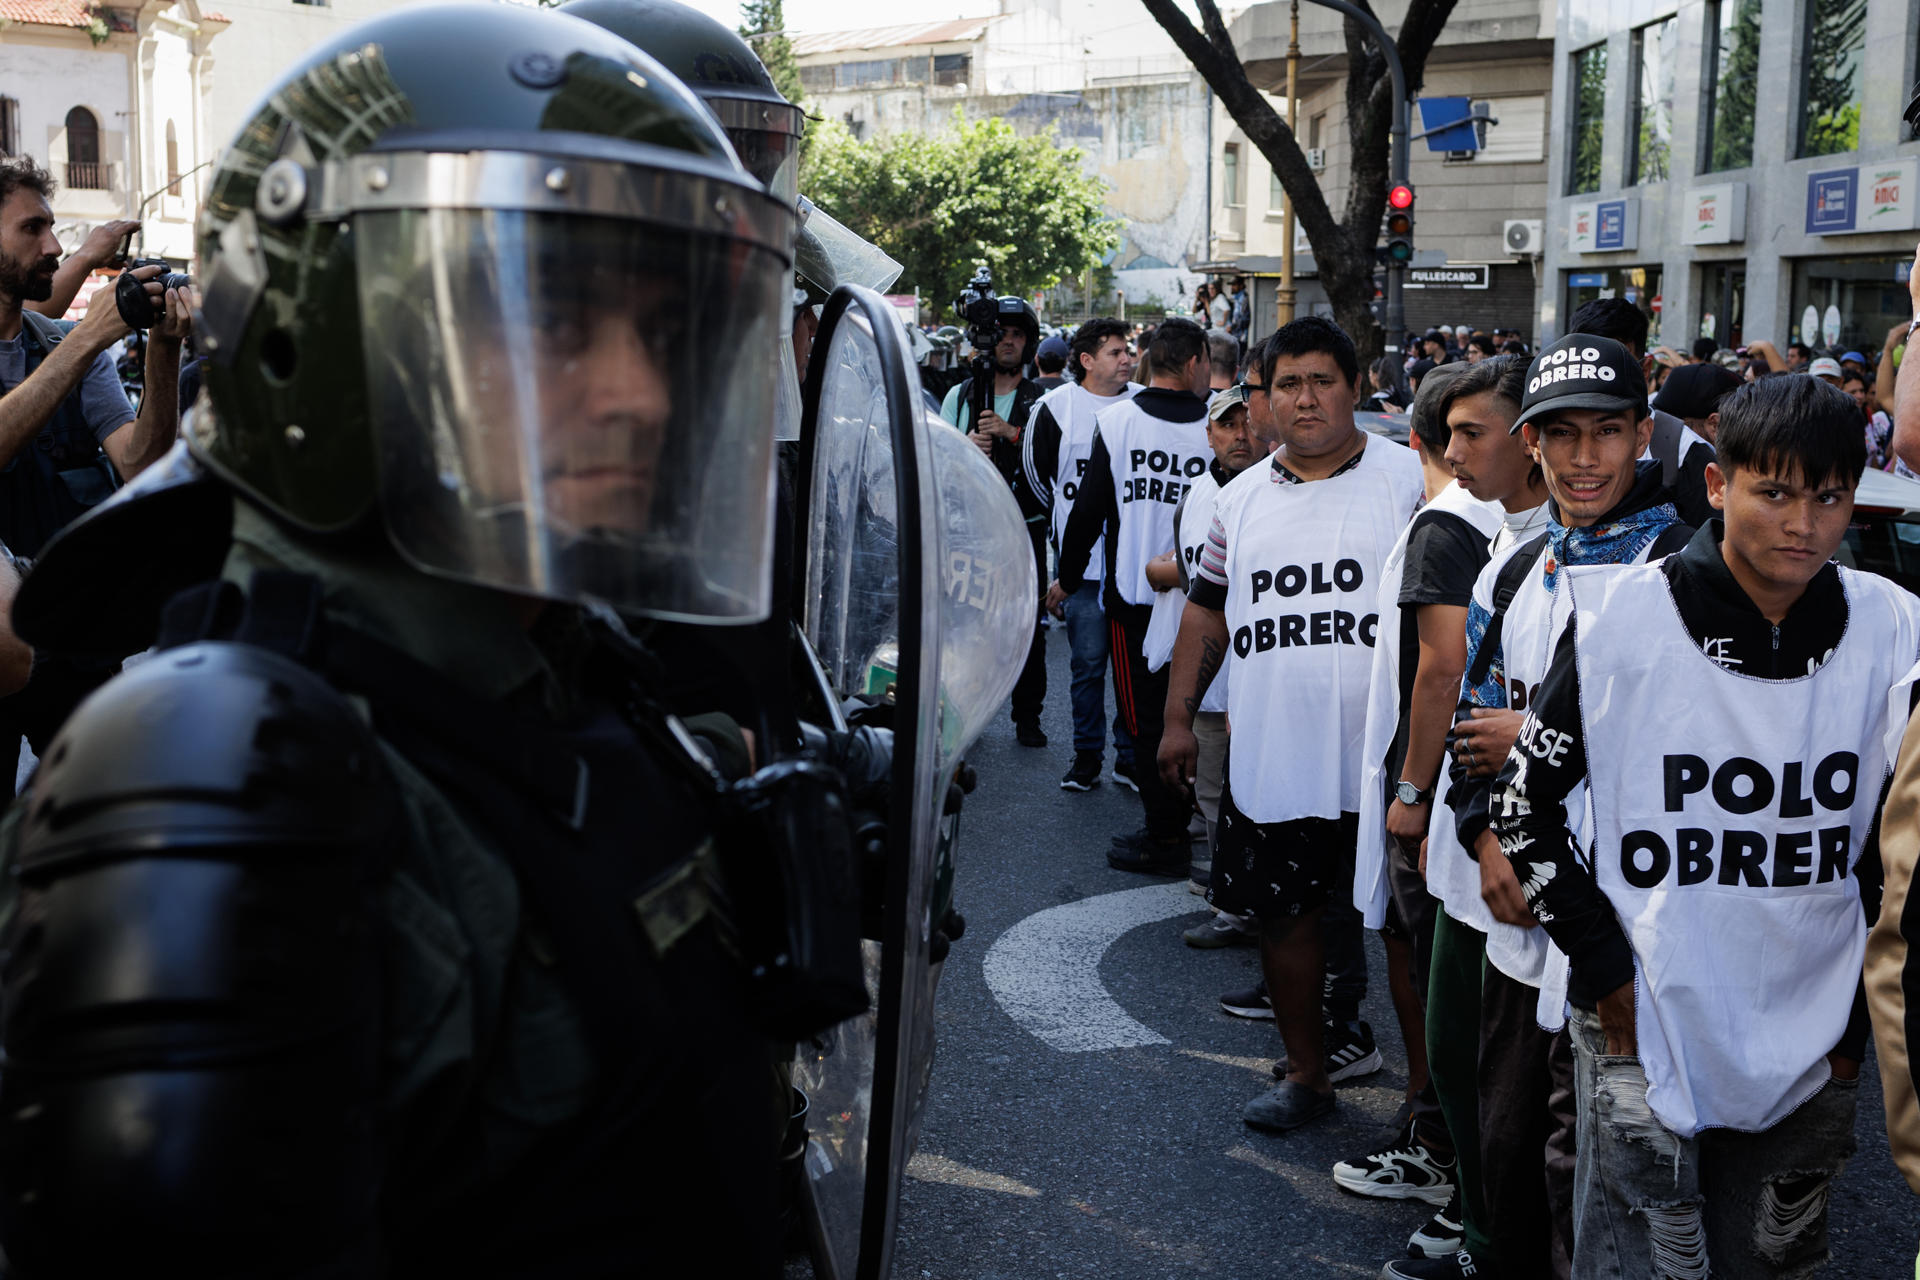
[64,161,108,191]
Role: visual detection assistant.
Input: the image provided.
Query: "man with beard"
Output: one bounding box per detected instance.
[0,158,189,557]
[942,298,1049,744]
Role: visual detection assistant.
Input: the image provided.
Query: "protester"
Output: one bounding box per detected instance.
[1567,298,1715,526]
[1651,361,1742,447]
[1026,318,1140,791]
[1034,334,1070,390]
[1493,374,1910,1278]
[1207,327,1239,392]
[1161,315,1423,1133]
[1052,317,1211,870]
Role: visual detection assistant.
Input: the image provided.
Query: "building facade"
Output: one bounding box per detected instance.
[1214,0,1555,341]
[791,5,1207,320]
[1541,0,1920,356]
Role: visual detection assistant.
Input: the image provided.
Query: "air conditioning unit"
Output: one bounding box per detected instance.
[1504,218,1545,256]
[1305,147,1326,172]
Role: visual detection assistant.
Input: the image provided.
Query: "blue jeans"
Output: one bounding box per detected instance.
[1568,1006,1857,1280]
[1061,582,1134,762]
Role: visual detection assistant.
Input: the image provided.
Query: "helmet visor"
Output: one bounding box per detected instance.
[356,208,786,622]
[726,123,801,209]
[796,196,903,295]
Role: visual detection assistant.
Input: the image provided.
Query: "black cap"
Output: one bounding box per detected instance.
[1514,333,1648,434]
[1423,328,1445,343]
[1651,362,1742,421]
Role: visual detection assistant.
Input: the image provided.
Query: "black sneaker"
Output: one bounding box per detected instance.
[1381,1249,1494,1279]
[1015,721,1048,748]
[1060,750,1102,791]
[1220,981,1274,1019]
[1332,1130,1455,1205]
[1111,758,1140,792]
[1407,1188,1465,1259]
[1325,1019,1384,1082]
[1268,1019,1385,1083]
[1107,831,1187,875]
[1182,914,1256,949]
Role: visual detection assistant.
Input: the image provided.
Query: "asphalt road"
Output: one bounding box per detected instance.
[881,632,1920,1279]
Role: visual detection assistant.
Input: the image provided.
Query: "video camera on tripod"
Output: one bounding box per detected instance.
[950,266,1039,436]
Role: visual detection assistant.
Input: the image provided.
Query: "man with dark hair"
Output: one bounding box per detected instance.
[1414,334,1693,1280]
[1345,361,1507,1221]
[1787,340,1815,372]
[1692,336,1720,363]
[1652,362,1742,446]
[1568,298,1715,526]
[1034,334,1069,390]
[1228,276,1250,351]
[1027,318,1138,791]
[1053,317,1209,858]
[1492,373,1912,1279]
[1162,315,1423,1131]
[1207,327,1239,391]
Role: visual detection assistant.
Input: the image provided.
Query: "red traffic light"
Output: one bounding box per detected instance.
[1388,184,1415,210]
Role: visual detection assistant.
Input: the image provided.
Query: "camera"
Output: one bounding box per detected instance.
[953,266,1001,355]
[114,258,191,330]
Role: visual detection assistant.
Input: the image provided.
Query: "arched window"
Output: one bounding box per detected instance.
[64,107,102,189]
[166,120,180,195]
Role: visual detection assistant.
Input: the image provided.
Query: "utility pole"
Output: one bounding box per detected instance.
[1275,0,1299,329]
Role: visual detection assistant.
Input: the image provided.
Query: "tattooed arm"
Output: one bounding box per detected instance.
[1158,601,1228,795]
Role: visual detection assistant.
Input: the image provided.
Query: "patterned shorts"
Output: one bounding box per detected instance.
[1207,770,1358,922]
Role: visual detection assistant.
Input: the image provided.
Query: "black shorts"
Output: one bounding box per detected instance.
[1207,769,1358,921]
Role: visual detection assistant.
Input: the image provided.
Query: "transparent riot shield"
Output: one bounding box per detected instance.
[793,286,1033,1280]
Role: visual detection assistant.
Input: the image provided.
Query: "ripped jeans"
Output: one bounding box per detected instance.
[1568,1007,1858,1280]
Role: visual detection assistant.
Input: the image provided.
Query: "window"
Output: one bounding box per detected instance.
[1629,18,1676,184]
[64,107,103,190]
[165,120,180,196]
[1800,0,1866,157]
[1567,44,1606,196]
[1269,166,1284,211]
[0,98,17,157]
[1308,113,1323,150]
[291,0,329,9]
[1223,143,1240,206]
[932,53,969,87]
[798,64,834,93]
[1703,0,1760,171]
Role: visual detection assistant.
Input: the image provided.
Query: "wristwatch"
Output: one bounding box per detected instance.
[1395,780,1433,806]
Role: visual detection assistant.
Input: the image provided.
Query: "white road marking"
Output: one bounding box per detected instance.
[1177,1048,1276,1076]
[905,1152,1041,1197]
[982,881,1206,1052]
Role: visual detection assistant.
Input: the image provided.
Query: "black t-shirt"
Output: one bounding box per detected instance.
[1386,507,1491,786]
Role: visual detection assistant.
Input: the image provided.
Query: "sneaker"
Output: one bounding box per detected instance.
[1107,831,1188,875]
[1332,1130,1456,1205]
[1182,915,1256,949]
[1407,1188,1465,1259]
[1220,981,1274,1019]
[1269,1020,1385,1083]
[1380,1249,1494,1279]
[1325,1019,1384,1082]
[1111,758,1140,792]
[1015,721,1048,748]
[1187,812,1208,843]
[1060,750,1102,791]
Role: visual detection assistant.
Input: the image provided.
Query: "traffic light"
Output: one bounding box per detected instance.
[1382,184,1415,267]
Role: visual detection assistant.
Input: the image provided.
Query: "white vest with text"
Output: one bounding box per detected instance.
[1098,395,1210,608]
[1042,382,1136,582]
[1570,560,1920,1136]
[1178,467,1230,714]
[1218,438,1424,824]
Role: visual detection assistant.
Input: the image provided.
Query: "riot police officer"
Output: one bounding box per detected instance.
[0,7,844,1275]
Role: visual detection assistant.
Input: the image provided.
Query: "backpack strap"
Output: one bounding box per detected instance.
[1651,412,1683,492]
[1464,531,1550,691]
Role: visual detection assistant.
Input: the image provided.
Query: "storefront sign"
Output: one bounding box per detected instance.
[1568,199,1638,254]
[1404,263,1491,289]
[1801,305,1821,347]
[1567,272,1607,288]
[1822,305,1843,346]
[1683,184,1747,245]
[1806,161,1920,235]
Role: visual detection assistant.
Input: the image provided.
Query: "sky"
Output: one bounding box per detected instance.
[681,0,999,34]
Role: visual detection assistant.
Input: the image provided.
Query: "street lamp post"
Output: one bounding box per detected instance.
[1275,0,1299,329]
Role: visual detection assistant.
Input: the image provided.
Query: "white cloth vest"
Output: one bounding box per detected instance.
[1098,396,1211,607]
[1354,482,1504,928]
[1173,467,1231,713]
[1569,561,1920,1136]
[1041,382,1136,582]
[1219,439,1424,824]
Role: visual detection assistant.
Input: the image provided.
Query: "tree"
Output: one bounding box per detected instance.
[800,112,1120,314]
[739,0,802,109]
[1138,0,1458,362]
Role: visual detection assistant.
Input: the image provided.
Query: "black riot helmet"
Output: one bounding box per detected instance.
[557,0,805,207]
[189,3,796,623]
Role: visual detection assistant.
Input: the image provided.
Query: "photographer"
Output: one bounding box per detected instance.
[940,283,1050,746]
[0,158,192,557]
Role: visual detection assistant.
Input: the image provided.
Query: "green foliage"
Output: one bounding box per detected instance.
[801,111,1120,312]
[1708,0,1760,171]
[1801,0,1865,156]
[738,0,802,109]
[1569,44,1606,195]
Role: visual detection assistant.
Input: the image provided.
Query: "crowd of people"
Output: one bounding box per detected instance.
[948,269,1920,1277]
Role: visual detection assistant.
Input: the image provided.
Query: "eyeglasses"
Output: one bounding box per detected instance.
[1272,374,1345,398]
[1237,379,1267,396]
